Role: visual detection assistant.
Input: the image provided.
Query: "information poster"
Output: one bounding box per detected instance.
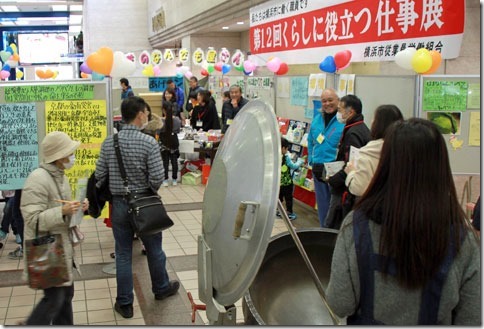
[468,112,480,146]
[45,100,108,199]
[0,103,39,189]
[290,77,308,106]
[4,84,94,103]
[277,77,290,98]
[422,80,468,111]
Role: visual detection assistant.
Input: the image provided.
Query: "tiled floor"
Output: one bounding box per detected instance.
[0,182,296,325]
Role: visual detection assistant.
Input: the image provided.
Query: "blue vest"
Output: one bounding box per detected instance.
[348,211,456,325]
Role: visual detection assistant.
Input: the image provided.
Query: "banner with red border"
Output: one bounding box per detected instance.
[249,0,465,65]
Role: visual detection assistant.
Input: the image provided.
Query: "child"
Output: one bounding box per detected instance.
[159,100,182,186]
[279,137,305,220]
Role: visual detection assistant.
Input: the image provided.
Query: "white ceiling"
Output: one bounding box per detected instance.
[0,0,83,33]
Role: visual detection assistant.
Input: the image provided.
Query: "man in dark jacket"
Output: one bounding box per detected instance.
[326,94,370,229]
[221,85,249,133]
[185,76,203,113]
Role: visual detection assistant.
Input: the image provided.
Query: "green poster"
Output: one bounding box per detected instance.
[467,83,481,109]
[4,84,95,103]
[423,80,468,111]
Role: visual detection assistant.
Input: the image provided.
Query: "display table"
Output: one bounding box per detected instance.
[179,139,220,160]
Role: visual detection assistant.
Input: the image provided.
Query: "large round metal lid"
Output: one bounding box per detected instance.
[202,99,280,306]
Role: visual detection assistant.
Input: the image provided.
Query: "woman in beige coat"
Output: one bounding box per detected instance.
[344,105,403,196]
[21,131,88,325]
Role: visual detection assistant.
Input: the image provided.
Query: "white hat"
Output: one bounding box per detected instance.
[41,131,81,163]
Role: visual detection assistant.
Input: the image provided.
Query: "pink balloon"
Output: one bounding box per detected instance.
[334,50,352,70]
[153,65,161,77]
[266,57,281,72]
[184,71,193,79]
[0,70,10,80]
[214,62,223,72]
[243,60,256,72]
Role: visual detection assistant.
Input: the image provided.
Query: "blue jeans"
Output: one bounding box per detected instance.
[111,197,171,305]
[314,178,331,227]
[26,285,74,325]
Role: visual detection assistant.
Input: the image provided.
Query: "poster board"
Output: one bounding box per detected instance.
[0,79,112,201]
[354,75,418,127]
[418,75,480,175]
[275,74,336,123]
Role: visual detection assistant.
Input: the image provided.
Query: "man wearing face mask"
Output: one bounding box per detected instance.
[307,89,345,227]
[326,94,370,230]
[95,96,179,319]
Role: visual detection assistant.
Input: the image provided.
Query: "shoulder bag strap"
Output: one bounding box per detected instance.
[113,133,129,194]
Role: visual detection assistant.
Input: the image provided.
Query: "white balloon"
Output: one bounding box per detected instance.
[395,48,416,70]
[110,51,136,77]
[6,60,18,68]
[180,66,190,73]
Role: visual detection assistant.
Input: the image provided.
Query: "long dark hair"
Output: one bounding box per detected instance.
[354,118,469,289]
[370,105,403,139]
[163,87,177,104]
[161,100,174,148]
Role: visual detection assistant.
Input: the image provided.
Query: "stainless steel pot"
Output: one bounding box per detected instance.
[243,228,339,325]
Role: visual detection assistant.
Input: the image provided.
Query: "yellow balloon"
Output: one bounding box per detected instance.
[411,48,432,73]
[52,71,59,79]
[9,43,17,54]
[16,70,23,79]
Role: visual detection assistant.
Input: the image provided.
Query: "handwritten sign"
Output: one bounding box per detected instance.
[0,103,39,189]
[148,77,183,92]
[4,84,95,103]
[45,100,107,198]
[423,80,468,111]
[291,77,308,106]
[247,77,272,89]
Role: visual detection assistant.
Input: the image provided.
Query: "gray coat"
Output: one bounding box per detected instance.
[21,163,78,286]
[326,211,481,325]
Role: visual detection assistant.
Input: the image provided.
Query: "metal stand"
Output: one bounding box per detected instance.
[277,199,341,325]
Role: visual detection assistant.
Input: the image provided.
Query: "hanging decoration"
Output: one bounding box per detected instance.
[138,50,151,67]
[218,48,231,64]
[192,48,204,66]
[231,49,245,71]
[151,50,162,66]
[110,51,136,78]
[206,47,217,65]
[163,49,175,62]
[179,48,190,63]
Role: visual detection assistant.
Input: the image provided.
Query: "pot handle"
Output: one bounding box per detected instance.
[232,201,259,240]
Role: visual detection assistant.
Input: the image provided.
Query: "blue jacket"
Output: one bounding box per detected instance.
[307,112,344,166]
[174,86,185,110]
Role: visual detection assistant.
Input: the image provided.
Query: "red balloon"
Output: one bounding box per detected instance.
[276,62,289,75]
[334,50,352,70]
[214,62,223,72]
[201,68,209,76]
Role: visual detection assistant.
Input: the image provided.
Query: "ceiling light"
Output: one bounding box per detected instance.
[52,5,68,11]
[222,26,229,30]
[1,6,19,12]
[237,21,244,25]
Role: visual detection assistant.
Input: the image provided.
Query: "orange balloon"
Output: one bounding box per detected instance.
[422,50,442,74]
[86,47,114,76]
[36,70,47,79]
[80,72,89,78]
[11,54,19,61]
[44,69,54,79]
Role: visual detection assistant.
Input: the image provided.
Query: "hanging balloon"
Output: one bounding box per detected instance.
[411,48,432,73]
[138,50,151,67]
[243,69,253,76]
[142,64,155,77]
[243,60,256,73]
[175,70,183,78]
[422,50,442,74]
[184,71,193,79]
[1,63,10,72]
[334,50,352,70]
[179,48,190,63]
[110,51,136,78]
[86,47,114,75]
[0,51,11,63]
[214,61,223,72]
[80,62,92,74]
[15,69,23,80]
[276,62,289,75]
[266,57,282,73]
[235,65,244,72]
[207,64,215,74]
[192,48,204,66]
[0,70,10,80]
[9,43,17,54]
[153,65,161,77]
[201,68,209,76]
[394,47,417,70]
[80,72,90,79]
[319,56,336,73]
[218,48,231,64]
[151,49,163,66]
[222,64,231,75]
[92,71,105,81]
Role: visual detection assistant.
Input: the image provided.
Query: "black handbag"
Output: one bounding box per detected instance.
[25,218,69,289]
[312,163,327,182]
[114,134,174,236]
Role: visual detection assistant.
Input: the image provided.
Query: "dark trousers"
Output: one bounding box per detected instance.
[1,197,17,235]
[12,190,23,243]
[161,150,178,180]
[26,285,74,325]
[279,184,294,213]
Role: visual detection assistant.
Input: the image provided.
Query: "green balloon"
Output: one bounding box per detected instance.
[234,65,244,72]
[207,65,214,73]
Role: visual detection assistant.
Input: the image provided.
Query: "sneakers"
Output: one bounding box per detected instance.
[163,180,169,187]
[0,230,6,241]
[8,246,23,259]
[15,234,22,244]
[172,180,177,186]
[155,280,180,300]
[288,213,297,221]
[114,302,133,319]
